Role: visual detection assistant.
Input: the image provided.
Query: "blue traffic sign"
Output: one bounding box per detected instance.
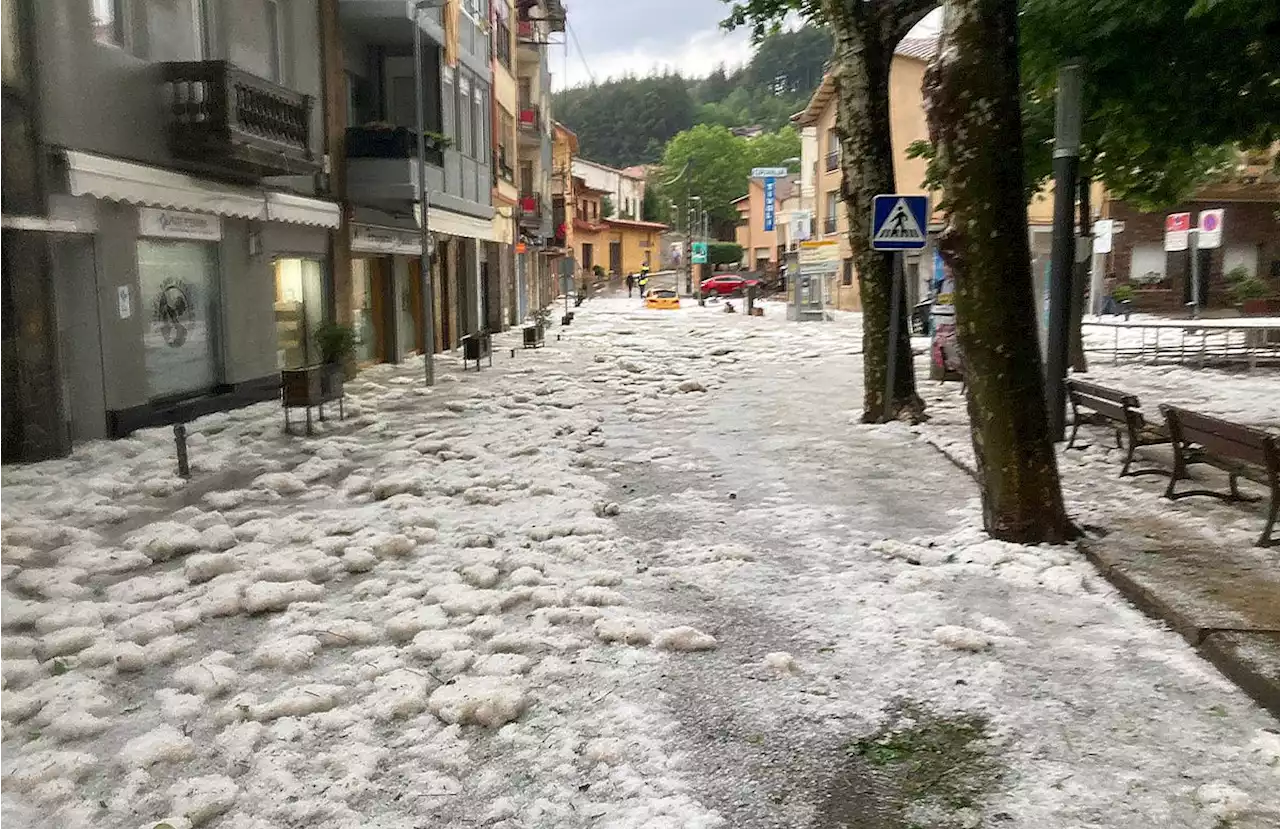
[871,194,929,250]
[763,177,776,232]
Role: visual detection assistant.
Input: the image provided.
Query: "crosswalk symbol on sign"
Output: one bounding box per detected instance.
[873,198,925,247]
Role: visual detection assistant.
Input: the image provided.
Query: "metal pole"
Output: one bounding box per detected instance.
[1189,230,1201,319]
[1045,60,1083,440]
[884,252,904,423]
[413,2,435,386]
[173,423,190,479]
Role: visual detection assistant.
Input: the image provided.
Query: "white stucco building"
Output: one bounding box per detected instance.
[571,158,646,220]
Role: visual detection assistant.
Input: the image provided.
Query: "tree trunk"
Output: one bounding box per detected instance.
[924,0,1074,543]
[1069,174,1090,373]
[826,2,924,423]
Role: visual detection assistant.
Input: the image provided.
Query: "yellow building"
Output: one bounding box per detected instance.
[552,122,578,258]
[796,36,1066,311]
[573,178,667,279]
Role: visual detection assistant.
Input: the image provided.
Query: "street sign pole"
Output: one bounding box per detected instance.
[884,251,904,423]
[870,193,930,421]
[1189,229,1201,319]
[1045,60,1083,441]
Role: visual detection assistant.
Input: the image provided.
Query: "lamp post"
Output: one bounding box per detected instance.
[1045,60,1083,440]
[413,0,444,386]
[688,195,701,294]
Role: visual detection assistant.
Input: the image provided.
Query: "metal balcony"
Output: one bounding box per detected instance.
[344,125,445,205]
[517,106,543,143]
[160,61,318,181]
[825,150,839,172]
[518,193,543,226]
[823,215,837,235]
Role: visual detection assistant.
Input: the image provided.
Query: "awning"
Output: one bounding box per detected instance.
[417,203,499,242]
[64,150,340,229]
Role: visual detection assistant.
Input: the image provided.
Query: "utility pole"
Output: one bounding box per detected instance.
[413,0,441,385]
[1044,60,1082,441]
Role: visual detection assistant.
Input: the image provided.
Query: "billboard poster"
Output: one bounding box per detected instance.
[930,250,963,379]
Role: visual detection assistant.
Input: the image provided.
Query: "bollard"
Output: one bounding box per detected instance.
[173,423,191,479]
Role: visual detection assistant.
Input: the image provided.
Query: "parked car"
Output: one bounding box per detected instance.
[644,289,681,310]
[700,274,761,297]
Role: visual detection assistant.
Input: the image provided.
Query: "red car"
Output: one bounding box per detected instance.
[699,274,761,297]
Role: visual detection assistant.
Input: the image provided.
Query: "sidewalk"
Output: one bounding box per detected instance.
[1081,514,1280,718]
[911,380,1280,720]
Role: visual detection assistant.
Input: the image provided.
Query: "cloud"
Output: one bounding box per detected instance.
[550,5,945,92]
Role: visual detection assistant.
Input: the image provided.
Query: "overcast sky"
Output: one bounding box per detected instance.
[551,2,942,90]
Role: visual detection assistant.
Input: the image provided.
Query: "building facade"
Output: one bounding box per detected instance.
[490,0,519,330]
[571,158,646,220]
[734,176,799,277]
[2,0,341,461]
[514,0,563,312]
[573,180,666,279]
[796,36,1066,313]
[552,122,579,275]
[336,0,497,359]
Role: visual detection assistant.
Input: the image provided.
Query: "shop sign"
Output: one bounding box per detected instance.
[351,224,421,256]
[138,208,222,241]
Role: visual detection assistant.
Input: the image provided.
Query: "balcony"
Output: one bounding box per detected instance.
[160,61,318,181]
[823,215,837,235]
[344,125,446,205]
[518,106,543,143]
[825,150,839,172]
[518,193,544,226]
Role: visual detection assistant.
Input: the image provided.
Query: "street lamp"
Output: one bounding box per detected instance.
[688,196,702,294]
[413,0,446,385]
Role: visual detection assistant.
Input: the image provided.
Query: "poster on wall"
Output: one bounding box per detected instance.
[930,249,963,380]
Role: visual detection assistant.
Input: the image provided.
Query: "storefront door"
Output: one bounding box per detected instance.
[352,257,390,363]
[273,258,326,369]
[137,240,221,400]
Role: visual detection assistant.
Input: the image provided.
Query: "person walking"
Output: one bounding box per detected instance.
[637,267,650,300]
[626,272,635,298]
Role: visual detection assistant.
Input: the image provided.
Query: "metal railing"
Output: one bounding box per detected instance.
[345,125,444,167]
[161,60,316,177]
[823,215,837,235]
[825,150,839,172]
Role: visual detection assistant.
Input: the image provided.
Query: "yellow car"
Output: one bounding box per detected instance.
[645,289,681,310]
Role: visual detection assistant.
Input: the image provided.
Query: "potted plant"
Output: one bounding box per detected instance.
[1225,266,1272,315]
[314,322,357,395]
[1111,283,1135,320]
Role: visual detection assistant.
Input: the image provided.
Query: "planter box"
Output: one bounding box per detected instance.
[282,364,345,434]
[462,331,493,371]
[522,324,545,349]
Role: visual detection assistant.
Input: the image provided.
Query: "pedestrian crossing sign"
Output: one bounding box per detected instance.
[871,194,929,250]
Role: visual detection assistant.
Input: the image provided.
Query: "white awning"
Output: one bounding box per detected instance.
[417,203,499,242]
[64,150,340,229]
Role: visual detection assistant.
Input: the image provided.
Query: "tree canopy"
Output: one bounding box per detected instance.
[652,124,800,237]
[1019,0,1280,209]
[553,26,830,168]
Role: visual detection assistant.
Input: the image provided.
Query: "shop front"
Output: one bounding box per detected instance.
[47,150,341,441]
[349,220,425,365]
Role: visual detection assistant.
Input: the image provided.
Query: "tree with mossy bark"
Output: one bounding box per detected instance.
[722,0,935,423]
[924,0,1074,544]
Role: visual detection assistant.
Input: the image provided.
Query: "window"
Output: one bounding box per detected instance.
[264,0,283,83]
[274,258,325,369]
[473,83,487,159]
[441,65,455,146]
[517,78,532,110]
[824,191,839,235]
[494,6,511,69]
[92,0,124,47]
[457,73,472,154]
[842,258,854,286]
[520,160,533,196]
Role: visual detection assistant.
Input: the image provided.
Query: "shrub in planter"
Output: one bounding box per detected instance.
[592,264,606,278]
[1110,284,1134,303]
[314,322,357,385]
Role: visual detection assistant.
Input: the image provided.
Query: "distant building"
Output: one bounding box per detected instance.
[571,158,646,221]
[572,178,667,277]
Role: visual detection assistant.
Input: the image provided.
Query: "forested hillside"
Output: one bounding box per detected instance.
[553,26,832,168]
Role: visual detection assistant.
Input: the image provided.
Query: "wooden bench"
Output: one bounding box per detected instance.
[1160,405,1280,548]
[1065,378,1169,477]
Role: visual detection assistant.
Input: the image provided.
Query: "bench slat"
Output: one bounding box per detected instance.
[1066,379,1138,407]
[1072,394,1132,423]
[1163,406,1277,469]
